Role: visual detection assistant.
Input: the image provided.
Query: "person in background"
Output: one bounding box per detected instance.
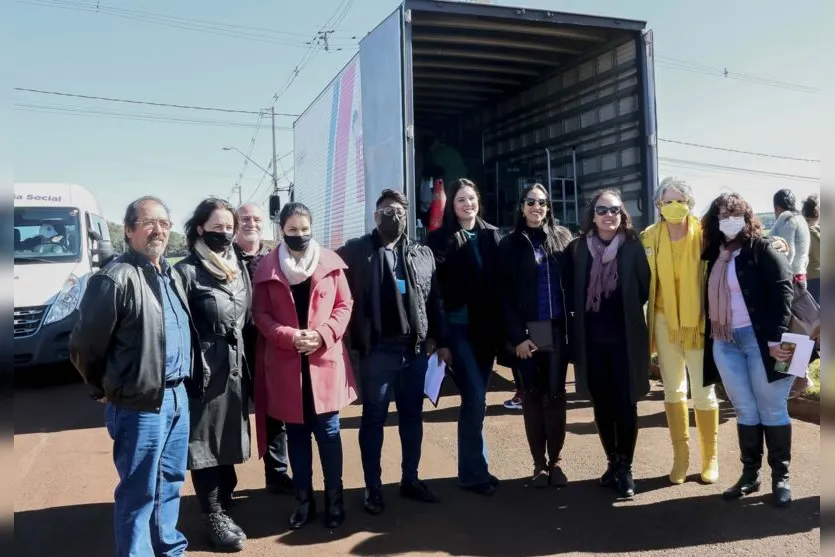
[566,189,651,499]
[770,188,810,285]
[801,194,820,303]
[701,193,795,507]
[426,178,503,496]
[70,196,197,557]
[337,189,450,515]
[497,183,574,488]
[176,198,252,551]
[233,202,294,495]
[252,202,356,530]
[641,178,719,486]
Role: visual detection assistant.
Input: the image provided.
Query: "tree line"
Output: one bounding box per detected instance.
[106,221,277,257]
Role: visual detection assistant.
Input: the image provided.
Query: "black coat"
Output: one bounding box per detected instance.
[69,250,202,411]
[702,237,794,386]
[175,253,252,470]
[565,234,651,405]
[497,226,573,387]
[336,230,447,357]
[425,219,503,368]
[234,241,270,393]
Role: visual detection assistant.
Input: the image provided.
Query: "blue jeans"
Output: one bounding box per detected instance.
[104,383,190,557]
[713,326,794,426]
[449,324,492,487]
[359,339,428,489]
[286,410,343,491]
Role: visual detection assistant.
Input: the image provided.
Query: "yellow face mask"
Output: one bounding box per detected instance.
[660,201,689,224]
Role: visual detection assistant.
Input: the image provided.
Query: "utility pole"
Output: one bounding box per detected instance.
[270,105,280,240]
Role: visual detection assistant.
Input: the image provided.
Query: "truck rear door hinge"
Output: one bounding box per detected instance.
[405,125,414,139]
[404,9,412,23]
[648,133,657,147]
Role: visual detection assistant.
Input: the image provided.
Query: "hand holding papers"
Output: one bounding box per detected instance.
[424,352,447,407]
[774,333,816,378]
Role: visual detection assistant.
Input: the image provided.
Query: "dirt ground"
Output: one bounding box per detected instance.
[15,366,820,556]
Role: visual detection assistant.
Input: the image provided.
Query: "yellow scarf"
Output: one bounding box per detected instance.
[656,216,704,349]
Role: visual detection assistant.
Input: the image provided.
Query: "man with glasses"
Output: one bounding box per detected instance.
[70,196,199,557]
[337,189,451,515]
[233,202,294,494]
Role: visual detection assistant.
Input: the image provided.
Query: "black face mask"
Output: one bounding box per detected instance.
[284,234,312,253]
[202,231,234,253]
[378,214,406,241]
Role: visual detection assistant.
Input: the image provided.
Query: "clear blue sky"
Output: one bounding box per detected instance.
[11,0,824,238]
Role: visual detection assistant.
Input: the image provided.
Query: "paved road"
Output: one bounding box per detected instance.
[15,366,820,556]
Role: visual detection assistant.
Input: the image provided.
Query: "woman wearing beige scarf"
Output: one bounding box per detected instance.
[701,193,795,508]
[641,178,719,486]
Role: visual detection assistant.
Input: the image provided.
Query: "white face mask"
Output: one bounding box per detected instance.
[718,216,745,240]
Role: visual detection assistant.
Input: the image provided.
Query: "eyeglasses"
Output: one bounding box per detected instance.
[594,205,622,216]
[524,198,548,208]
[376,206,406,217]
[135,219,172,231]
[240,216,263,223]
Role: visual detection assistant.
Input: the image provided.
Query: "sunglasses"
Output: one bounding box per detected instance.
[594,205,622,216]
[524,198,548,208]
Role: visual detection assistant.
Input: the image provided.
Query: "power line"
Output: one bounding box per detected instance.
[659,138,819,163]
[16,0,360,50]
[14,87,299,117]
[656,56,819,94]
[14,102,293,130]
[658,157,819,182]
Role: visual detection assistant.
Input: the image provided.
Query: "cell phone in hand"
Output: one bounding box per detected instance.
[774,342,796,374]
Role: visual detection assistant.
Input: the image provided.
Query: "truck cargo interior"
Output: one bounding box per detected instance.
[410,7,653,232]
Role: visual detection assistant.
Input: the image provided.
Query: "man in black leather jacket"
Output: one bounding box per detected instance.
[233,201,294,494]
[337,189,450,516]
[69,196,199,557]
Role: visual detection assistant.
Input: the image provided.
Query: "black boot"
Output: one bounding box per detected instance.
[206,512,245,552]
[522,389,548,487]
[595,420,617,488]
[324,486,346,528]
[764,424,792,508]
[614,457,636,498]
[289,488,317,530]
[723,424,764,500]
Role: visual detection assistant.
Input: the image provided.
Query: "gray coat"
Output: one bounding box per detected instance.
[566,235,651,405]
[175,253,252,470]
[770,211,810,276]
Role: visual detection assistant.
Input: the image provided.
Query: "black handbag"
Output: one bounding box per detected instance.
[526,320,554,352]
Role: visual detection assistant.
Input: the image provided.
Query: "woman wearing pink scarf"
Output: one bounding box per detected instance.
[565,189,651,499]
[701,193,795,508]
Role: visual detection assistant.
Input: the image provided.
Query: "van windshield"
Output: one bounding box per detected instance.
[14,207,83,264]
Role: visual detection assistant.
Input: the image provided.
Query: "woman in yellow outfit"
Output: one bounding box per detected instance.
[641,178,720,485]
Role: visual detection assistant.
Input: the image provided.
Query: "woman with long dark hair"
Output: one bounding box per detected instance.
[565,189,650,498]
[497,183,574,488]
[426,178,503,496]
[175,197,252,551]
[252,202,357,529]
[701,193,795,507]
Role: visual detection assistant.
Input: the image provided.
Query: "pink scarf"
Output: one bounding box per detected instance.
[585,232,624,312]
[707,247,734,342]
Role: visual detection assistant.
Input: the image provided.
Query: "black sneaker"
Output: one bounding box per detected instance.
[462,482,496,496]
[206,512,245,552]
[489,474,500,487]
[549,465,568,487]
[364,488,385,515]
[400,479,440,503]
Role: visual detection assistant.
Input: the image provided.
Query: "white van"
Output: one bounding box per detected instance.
[13,182,114,368]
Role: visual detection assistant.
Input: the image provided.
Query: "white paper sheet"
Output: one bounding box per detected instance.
[778,333,816,378]
[424,353,446,407]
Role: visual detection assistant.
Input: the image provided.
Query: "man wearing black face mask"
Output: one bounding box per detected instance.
[337,189,450,516]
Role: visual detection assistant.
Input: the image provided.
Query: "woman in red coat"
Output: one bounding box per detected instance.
[252,202,357,531]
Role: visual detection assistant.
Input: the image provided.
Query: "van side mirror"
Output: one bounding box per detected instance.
[88,229,103,242]
[90,239,115,268]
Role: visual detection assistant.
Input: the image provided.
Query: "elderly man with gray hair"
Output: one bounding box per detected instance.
[233,202,295,494]
[640,177,720,487]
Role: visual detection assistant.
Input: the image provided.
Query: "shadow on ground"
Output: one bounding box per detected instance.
[14,477,820,557]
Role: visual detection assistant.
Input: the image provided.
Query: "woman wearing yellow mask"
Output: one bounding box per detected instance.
[641,178,719,485]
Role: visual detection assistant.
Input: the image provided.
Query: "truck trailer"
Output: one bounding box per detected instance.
[292,0,658,248]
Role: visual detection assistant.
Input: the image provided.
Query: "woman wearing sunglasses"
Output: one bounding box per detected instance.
[640,178,719,486]
[426,178,504,496]
[701,193,794,507]
[497,183,574,488]
[565,189,650,498]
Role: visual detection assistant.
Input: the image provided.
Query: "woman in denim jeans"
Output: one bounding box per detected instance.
[701,193,795,507]
[426,178,503,496]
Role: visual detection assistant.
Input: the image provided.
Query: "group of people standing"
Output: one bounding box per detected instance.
[68,177,816,557]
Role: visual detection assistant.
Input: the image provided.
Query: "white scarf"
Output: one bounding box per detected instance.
[195,238,239,282]
[279,239,321,286]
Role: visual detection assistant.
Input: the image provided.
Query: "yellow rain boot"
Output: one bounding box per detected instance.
[665,402,690,484]
[695,408,720,484]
